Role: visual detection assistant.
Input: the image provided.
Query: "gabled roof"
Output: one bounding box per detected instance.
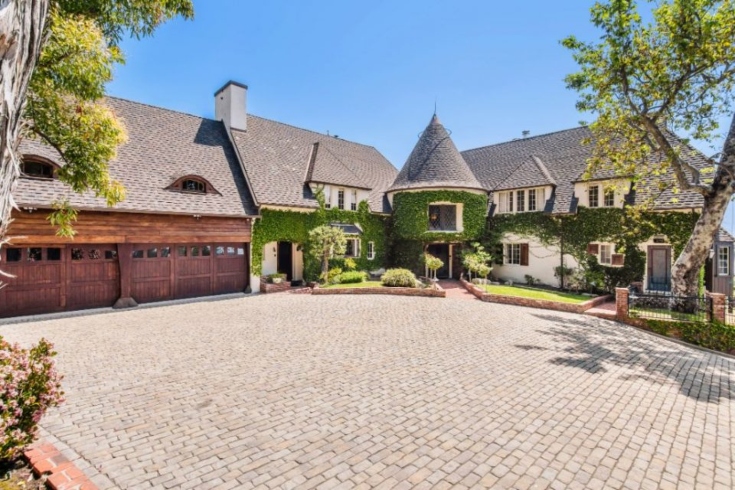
[717,227,735,243]
[462,126,709,214]
[389,115,484,193]
[15,97,257,217]
[305,142,371,190]
[230,118,397,213]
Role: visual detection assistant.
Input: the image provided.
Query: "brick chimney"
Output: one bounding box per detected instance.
[214,81,248,131]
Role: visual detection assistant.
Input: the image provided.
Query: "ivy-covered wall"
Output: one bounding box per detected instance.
[487,208,700,291]
[391,190,488,242]
[251,200,389,281]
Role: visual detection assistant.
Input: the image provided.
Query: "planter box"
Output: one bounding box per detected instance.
[460,278,610,314]
[313,284,445,298]
[260,278,293,294]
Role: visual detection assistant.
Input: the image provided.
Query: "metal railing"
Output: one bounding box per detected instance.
[629,290,710,323]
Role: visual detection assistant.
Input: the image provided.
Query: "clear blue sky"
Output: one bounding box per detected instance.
[107,0,735,232]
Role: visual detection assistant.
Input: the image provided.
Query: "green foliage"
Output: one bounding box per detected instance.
[461,242,493,280]
[561,0,733,182]
[388,239,425,273]
[391,191,487,242]
[381,268,418,288]
[308,225,346,281]
[343,258,357,271]
[46,200,78,238]
[423,253,444,279]
[646,320,735,354]
[22,1,193,235]
[265,273,286,283]
[488,208,699,292]
[337,271,368,284]
[524,275,540,286]
[325,268,343,284]
[251,202,388,282]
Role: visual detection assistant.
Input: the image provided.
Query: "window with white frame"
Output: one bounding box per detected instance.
[498,191,514,214]
[338,189,345,210]
[516,190,525,212]
[589,185,600,207]
[367,241,375,260]
[718,247,730,275]
[528,189,537,211]
[351,190,358,211]
[505,244,521,265]
[600,244,612,265]
[324,187,331,208]
[604,188,615,207]
[344,238,360,258]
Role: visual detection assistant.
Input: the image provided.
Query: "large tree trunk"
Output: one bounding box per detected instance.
[0,0,49,269]
[671,115,735,299]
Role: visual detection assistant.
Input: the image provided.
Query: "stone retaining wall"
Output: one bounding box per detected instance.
[313,284,445,298]
[260,279,292,294]
[460,278,610,314]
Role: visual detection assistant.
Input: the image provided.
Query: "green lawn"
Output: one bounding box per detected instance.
[481,284,591,304]
[322,281,384,289]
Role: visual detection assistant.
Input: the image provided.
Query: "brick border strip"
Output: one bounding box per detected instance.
[25,443,98,490]
[313,284,445,298]
[460,278,611,314]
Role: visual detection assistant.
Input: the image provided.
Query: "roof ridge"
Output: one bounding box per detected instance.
[105,95,214,122]
[531,155,557,185]
[461,126,589,154]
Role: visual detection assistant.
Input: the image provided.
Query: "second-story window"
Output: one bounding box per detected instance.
[338,189,345,210]
[516,190,525,212]
[324,187,331,208]
[351,190,357,211]
[498,191,514,214]
[182,179,206,193]
[21,160,55,179]
[428,205,457,231]
[589,185,600,207]
[528,189,537,211]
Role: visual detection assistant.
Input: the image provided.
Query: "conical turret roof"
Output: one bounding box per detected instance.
[389,115,484,192]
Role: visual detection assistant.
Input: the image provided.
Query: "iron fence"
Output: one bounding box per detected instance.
[629,290,710,323]
[726,296,735,326]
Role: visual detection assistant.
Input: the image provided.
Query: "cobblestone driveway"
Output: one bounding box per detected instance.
[1,294,734,489]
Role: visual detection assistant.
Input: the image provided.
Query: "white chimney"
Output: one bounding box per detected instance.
[214,81,248,131]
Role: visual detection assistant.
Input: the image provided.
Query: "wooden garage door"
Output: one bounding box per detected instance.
[0,245,119,318]
[130,243,248,304]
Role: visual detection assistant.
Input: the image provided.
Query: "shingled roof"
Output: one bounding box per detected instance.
[389,115,484,193]
[230,118,397,213]
[15,97,257,217]
[461,126,709,214]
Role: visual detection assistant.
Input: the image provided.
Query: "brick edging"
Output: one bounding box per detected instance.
[24,443,98,490]
[459,278,610,314]
[312,284,446,298]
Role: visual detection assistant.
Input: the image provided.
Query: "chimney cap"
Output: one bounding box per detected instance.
[214,80,249,96]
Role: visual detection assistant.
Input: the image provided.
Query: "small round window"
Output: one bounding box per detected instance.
[182,179,206,193]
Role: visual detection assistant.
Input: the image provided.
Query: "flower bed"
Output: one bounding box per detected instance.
[313,282,445,298]
[460,278,610,313]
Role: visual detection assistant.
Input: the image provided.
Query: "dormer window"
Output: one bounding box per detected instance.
[20,158,56,179]
[168,175,219,195]
[182,179,206,193]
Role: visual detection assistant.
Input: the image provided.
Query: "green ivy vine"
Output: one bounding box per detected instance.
[251,199,388,281]
[390,190,488,242]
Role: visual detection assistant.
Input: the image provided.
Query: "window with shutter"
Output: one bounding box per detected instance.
[520,243,529,266]
[611,254,625,266]
[587,243,599,255]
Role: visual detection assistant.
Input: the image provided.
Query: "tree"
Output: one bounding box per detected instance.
[0,0,193,246]
[562,0,735,297]
[461,242,493,282]
[308,225,347,282]
[423,253,444,280]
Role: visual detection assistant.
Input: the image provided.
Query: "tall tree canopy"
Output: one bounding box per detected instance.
[0,0,193,247]
[563,0,735,297]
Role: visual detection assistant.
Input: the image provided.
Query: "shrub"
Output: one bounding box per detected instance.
[338,271,368,284]
[266,273,287,283]
[524,274,539,286]
[423,254,443,279]
[324,267,343,284]
[343,258,357,271]
[646,320,735,353]
[1,337,64,461]
[381,268,418,288]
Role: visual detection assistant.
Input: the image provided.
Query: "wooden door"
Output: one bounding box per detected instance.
[175,244,214,299]
[648,246,671,292]
[67,245,120,310]
[130,244,173,303]
[0,247,64,317]
[213,244,248,294]
[427,244,450,279]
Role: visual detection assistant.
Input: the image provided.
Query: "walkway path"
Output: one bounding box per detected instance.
[438,279,478,300]
[1,294,733,489]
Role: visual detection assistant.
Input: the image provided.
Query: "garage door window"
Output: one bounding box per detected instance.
[215,246,225,256]
[6,249,21,262]
[147,248,158,258]
[47,248,62,261]
[72,248,86,260]
[177,246,187,257]
[27,248,42,261]
[160,247,171,258]
[105,250,118,260]
[237,247,245,255]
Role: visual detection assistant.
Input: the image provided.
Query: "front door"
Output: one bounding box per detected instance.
[427,244,450,279]
[648,246,671,292]
[277,242,293,281]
